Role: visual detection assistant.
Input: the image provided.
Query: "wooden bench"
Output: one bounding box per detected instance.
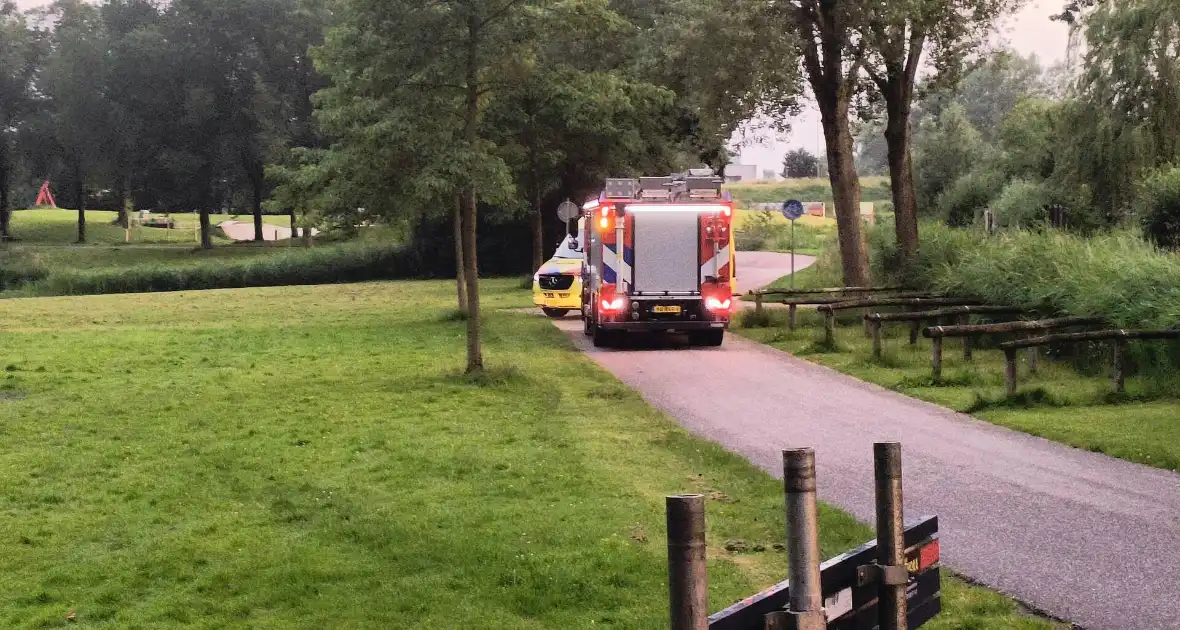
[864,306,1026,359]
[923,316,1104,384]
[998,329,1180,396]
[817,297,982,346]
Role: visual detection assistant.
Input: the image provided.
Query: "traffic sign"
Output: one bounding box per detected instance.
[556,200,580,222]
[782,199,804,221]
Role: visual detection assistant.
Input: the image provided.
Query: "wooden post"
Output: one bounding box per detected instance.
[1004,349,1018,397]
[755,293,764,316]
[1112,339,1127,393]
[666,495,708,630]
[864,309,873,338]
[909,321,920,345]
[958,314,972,361]
[788,304,798,331]
[871,319,883,360]
[931,337,943,384]
[1028,347,1039,374]
[824,310,835,347]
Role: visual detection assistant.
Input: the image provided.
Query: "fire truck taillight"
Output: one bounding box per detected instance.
[705,297,732,312]
[601,296,625,311]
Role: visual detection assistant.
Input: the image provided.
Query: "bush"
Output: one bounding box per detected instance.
[15,244,423,297]
[937,170,1005,227]
[735,211,786,251]
[1137,167,1180,250]
[989,179,1052,229]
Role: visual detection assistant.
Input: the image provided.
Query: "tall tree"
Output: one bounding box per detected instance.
[0,1,42,239]
[858,0,1022,263]
[767,0,871,286]
[45,0,109,243]
[782,147,819,178]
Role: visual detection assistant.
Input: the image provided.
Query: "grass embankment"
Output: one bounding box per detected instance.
[0,280,1053,628]
[734,212,837,256]
[739,225,1180,473]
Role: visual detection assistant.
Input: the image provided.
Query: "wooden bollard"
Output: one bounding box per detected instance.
[958,314,973,361]
[755,292,764,316]
[909,321,920,345]
[871,319,883,360]
[1028,347,1039,374]
[824,309,835,347]
[666,495,708,630]
[1004,348,1018,397]
[931,336,943,384]
[788,304,798,331]
[1112,339,1127,393]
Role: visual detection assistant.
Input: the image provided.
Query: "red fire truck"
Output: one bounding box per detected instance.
[579,171,737,348]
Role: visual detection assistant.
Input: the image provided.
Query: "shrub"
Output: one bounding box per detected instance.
[735,210,785,251]
[989,179,1052,229]
[937,170,1005,227]
[1137,167,1180,250]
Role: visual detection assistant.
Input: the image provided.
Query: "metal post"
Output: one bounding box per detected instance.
[667,495,708,630]
[874,443,907,630]
[790,219,796,291]
[783,449,827,630]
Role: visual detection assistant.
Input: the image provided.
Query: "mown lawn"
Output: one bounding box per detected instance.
[0,280,1056,628]
[7,209,291,246]
[736,308,1180,473]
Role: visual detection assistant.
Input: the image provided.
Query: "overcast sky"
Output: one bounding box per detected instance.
[14,0,1072,175]
[735,1,1074,174]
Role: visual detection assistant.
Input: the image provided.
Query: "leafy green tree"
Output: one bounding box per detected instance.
[857,0,1023,262]
[1136,167,1180,250]
[781,148,819,179]
[0,1,43,239]
[913,102,988,212]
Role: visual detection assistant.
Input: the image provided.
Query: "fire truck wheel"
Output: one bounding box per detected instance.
[542,308,570,319]
[583,315,594,336]
[690,329,725,347]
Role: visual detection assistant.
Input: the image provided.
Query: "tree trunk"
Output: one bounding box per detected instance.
[461,12,483,374]
[453,196,468,314]
[289,209,297,246]
[113,172,128,228]
[199,207,212,249]
[885,98,919,264]
[532,183,544,272]
[0,138,10,240]
[74,161,86,244]
[821,104,871,287]
[252,170,265,242]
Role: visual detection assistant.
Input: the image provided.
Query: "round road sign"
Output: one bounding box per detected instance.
[556,200,580,222]
[782,199,805,221]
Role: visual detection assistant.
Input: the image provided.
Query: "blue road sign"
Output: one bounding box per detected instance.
[782,199,805,221]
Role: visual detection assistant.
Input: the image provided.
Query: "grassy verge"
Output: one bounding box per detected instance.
[735,308,1180,473]
[0,280,1054,628]
[726,177,894,206]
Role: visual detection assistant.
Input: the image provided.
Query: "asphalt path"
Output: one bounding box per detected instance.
[551,251,1180,630]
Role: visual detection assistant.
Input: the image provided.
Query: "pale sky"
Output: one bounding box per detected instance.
[14,0,1072,176]
[734,0,1074,174]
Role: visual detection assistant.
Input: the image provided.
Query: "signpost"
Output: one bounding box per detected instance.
[782,200,805,290]
[556,199,580,236]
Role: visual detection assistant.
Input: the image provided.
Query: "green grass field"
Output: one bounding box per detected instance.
[0,279,1054,628]
[726,177,894,207]
[736,308,1180,473]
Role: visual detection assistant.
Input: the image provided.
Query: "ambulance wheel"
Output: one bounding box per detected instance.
[592,325,614,348]
[542,308,570,319]
[691,329,725,347]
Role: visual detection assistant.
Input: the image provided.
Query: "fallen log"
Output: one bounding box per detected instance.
[998,329,1180,396]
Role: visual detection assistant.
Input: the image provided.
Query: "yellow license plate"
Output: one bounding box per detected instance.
[653,305,682,314]
[544,293,569,299]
